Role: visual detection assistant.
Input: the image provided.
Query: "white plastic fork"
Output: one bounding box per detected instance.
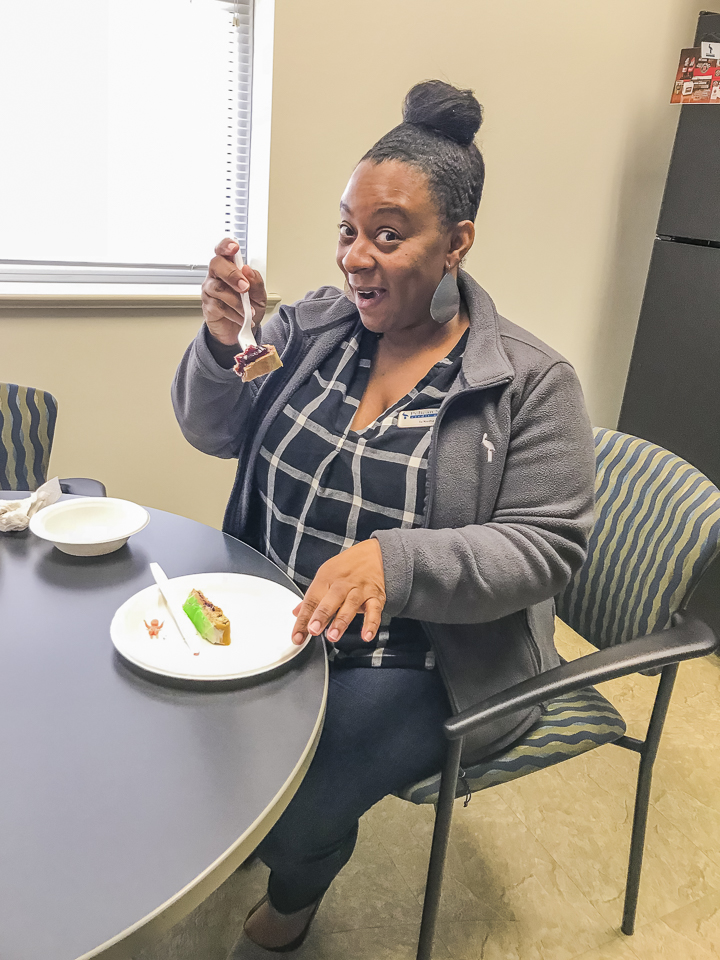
[233,242,256,352]
[149,562,202,656]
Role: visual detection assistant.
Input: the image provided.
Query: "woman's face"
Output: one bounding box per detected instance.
[336,159,471,335]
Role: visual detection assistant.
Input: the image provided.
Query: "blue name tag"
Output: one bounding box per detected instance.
[397,409,440,428]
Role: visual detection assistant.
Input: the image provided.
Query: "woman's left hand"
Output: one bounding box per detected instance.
[291,539,386,645]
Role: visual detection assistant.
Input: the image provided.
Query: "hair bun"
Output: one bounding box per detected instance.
[402,80,482,146]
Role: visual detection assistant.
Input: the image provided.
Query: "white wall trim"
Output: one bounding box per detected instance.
[0,285,281,315]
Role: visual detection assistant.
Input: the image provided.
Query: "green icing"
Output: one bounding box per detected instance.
[182,593,214,642]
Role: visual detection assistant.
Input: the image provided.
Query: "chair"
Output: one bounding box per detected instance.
[403,427,720,960]
[0,382,106,496]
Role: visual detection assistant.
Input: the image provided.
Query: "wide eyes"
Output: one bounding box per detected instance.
[377,229,401,243]
[337,224,402,244]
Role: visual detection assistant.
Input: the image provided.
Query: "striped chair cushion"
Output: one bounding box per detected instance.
[399,686,626,805]
[557,428,720,650]
[0,383,58,491]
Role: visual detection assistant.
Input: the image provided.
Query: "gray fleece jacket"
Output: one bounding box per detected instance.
[172,270,596,763]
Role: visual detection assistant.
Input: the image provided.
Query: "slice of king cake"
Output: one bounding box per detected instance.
[182,588,231,645]
[233,343,282,382]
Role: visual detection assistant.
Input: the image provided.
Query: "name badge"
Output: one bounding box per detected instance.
[397,409,440,429]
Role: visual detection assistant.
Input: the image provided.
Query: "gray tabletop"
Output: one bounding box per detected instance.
[0,495,327,960]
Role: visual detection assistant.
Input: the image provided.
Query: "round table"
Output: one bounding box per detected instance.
[0,496,327,960]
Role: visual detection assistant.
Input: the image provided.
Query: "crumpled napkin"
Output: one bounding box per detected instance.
[0,477,62,532]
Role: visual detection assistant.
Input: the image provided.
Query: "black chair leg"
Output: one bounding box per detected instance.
[622,750,654,935]
[622,663,678,935]
[416,738,463,960]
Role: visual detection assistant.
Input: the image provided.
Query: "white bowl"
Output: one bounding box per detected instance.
[29,497,150,556]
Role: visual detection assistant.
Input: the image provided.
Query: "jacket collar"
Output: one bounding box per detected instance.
[293,270,515,390]
[295,287,357,333]
[457,269,515,388]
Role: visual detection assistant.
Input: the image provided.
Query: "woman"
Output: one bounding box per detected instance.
[173,80,595,952]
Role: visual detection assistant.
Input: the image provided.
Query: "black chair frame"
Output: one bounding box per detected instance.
[59,478,107,497]
[415,612,718,960]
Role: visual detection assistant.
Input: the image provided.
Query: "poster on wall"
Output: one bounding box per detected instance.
[671,46,720,103]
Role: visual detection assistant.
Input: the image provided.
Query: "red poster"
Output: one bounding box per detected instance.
[671,46,720,103]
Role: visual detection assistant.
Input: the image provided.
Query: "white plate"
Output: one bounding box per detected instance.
[110,572,307,681]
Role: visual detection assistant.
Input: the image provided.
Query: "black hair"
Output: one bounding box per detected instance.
[361,80,485,225]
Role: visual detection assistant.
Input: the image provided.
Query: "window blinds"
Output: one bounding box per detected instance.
[0,0,254,282]
[227,1,254,259]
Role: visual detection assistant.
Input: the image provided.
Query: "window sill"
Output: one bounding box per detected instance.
[0,282,281,315]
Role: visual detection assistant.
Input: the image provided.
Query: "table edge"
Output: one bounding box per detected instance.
[78,642,328,960]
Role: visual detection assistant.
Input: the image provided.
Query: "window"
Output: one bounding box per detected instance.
[0,0,272,284]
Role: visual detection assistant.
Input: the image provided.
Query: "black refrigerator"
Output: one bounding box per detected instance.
[618,9,720,633]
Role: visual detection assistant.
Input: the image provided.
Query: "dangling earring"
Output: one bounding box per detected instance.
[430,271,460,324]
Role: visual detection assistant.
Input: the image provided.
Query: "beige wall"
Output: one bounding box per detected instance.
[0,0,711,526]
[0,304,237,527]
[266,0,710,430]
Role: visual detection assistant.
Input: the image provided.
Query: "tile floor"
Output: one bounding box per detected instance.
[136,621,720,959]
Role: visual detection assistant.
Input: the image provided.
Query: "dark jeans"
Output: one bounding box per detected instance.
[256,663,451,913]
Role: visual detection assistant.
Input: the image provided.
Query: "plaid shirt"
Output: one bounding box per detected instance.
[255,320,467,668]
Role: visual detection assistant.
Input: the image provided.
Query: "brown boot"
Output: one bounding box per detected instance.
[242,893,322,952]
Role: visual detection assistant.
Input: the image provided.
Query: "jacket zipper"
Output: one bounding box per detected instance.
[224,323,306,534]
[226,316,358,534]
[421,374,511,727]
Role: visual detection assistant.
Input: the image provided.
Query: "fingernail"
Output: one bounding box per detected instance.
[363,630,373,642]
[309,620,322,634]
[292,632,305,645]
[327,628,340,642]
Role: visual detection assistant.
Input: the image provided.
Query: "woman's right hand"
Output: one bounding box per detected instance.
[201,238,268,346]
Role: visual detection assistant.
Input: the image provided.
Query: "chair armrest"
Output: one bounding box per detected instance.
[59,478,107,497]
[444,613,717,741]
